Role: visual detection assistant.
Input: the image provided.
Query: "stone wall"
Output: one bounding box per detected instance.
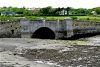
[0,20,21,38]
[72,20,100,35]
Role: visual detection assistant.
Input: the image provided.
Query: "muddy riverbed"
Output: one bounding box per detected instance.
[0,36,100,67]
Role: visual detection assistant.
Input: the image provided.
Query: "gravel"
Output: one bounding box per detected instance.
[0,36,100,67]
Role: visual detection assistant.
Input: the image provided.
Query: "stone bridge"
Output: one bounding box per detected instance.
[20,19,73,39]
[0,18,100,39]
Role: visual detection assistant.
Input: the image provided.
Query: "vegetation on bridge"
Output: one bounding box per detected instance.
[25,16,100,22]
[0,16,100,22]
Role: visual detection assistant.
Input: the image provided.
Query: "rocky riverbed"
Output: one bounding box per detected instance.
[0,36,100,67]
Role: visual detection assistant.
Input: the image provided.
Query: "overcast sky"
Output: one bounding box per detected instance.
[0,0,100,8]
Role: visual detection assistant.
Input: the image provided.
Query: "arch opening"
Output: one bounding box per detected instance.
[31,27,55,39]
[11,29,14,34]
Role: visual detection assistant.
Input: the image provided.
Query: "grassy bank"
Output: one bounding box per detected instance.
[76,16,100,22]
[26,16,100,22]
[0,16,100,22]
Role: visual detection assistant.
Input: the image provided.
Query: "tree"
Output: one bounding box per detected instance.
[53,8,61,15]
[39,6,53,15]
[39,6,59,16]
[66,7,71,16]
[93,7,100,14]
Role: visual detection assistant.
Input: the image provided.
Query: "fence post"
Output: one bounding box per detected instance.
[43,19,46,27]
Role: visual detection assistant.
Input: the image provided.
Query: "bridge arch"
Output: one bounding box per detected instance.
[31,27,55,39]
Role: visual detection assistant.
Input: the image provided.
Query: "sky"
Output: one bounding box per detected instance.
[0,0,100,8]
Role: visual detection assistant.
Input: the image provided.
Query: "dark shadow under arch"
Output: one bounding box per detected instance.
[31,27,55,39]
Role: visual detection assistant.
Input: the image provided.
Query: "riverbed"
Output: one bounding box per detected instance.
[0,35,100,67]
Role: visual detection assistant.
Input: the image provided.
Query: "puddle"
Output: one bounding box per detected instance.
[34,60,62,67]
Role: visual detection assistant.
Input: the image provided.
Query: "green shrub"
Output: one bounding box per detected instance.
[70,16,78,20]
[87,18,90,20]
